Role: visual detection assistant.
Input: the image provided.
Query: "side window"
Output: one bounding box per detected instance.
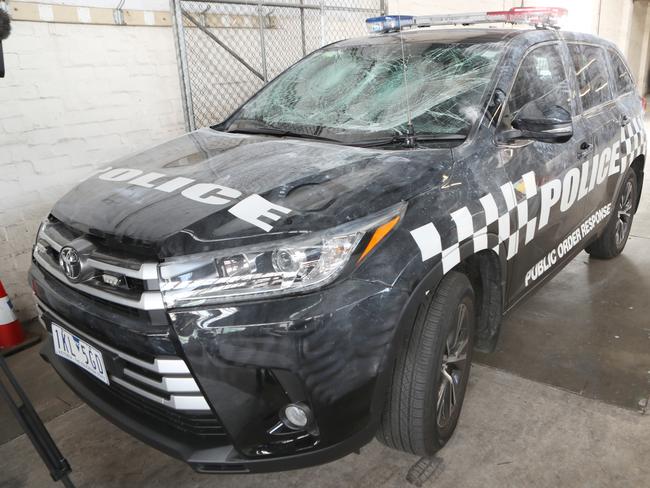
[501,44,570,128]
[608,50,635,95]
[567,44,613,110]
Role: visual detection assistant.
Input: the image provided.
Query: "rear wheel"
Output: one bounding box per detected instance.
[586,170,638,259]
[377,271,475,456]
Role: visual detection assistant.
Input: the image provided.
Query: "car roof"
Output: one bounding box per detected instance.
[336,28,524,47]
[335,28,619,51]
[558,30,618,50]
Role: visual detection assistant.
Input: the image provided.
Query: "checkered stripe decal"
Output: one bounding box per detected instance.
[621,116,647,172]
[411,170,538,274]
[411,115,646,271]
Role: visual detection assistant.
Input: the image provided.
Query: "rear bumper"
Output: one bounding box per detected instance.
[31,262,409,472]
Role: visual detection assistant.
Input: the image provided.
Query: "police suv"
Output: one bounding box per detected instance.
[30,7,646,473]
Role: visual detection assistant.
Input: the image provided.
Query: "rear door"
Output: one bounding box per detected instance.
[607,48,646,194]
[565,43,621,221]
[496,42,590,304]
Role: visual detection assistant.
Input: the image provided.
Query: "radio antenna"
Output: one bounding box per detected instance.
[396,2,415,147]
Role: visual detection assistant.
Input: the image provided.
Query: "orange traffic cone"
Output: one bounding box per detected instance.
[0,280,25,349]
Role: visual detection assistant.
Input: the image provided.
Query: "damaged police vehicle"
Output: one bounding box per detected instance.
[30,9,646,474]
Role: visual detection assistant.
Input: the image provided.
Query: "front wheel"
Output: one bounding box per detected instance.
[586,169,638,259]
[377,271,475,456]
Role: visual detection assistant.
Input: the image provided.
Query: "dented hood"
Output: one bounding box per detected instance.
[51,129,453,257]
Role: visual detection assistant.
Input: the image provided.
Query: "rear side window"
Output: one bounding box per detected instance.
[608,50,635,94]
[501,44,570,128]
[567,44,613,111]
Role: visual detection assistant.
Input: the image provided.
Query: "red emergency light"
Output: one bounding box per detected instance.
[487,6,569,25]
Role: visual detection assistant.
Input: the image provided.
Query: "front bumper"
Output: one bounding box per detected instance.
[40,334,378,473]
[31,263,409,472]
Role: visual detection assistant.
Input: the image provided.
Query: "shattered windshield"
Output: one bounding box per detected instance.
[225,40,503,145]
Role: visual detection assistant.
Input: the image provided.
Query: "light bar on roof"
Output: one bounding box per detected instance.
[365,7,568,34]
[365,15,415,33]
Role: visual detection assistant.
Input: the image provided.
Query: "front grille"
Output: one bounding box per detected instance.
[107,381,226,437]
[36,299,227,440]
[34,260,170,342]
[33,217,164,311]
[38,298,210,410]
[31,218,228,440]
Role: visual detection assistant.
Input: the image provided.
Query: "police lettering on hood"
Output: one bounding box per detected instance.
[94,166,293,232]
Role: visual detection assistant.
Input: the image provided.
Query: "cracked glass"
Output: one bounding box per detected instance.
[226,40,503,144]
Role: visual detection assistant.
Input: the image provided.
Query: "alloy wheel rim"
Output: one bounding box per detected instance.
[437,302,469,429]
[615,180,634,248]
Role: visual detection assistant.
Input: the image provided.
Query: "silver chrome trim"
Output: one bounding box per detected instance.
[34,252,165,311]
[40,231,63,252]
[86,258,159,281]
[123,368,201,393]
[111,376,210,411]
[35,298,189,375]
[39,221,160,280]
[36,297,210,411]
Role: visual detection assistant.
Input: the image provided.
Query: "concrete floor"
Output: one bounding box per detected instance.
[475,235,650,411]
[0,322,81,445]
[1,156,649,487]
[1,365,648,488]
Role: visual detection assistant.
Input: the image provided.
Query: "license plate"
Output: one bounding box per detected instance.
[52,323,109,385]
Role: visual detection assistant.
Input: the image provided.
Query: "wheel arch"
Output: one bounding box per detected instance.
[400,235,507,354]
[454,249,504,352]
[630,155,645,213]
[373,239,507,435]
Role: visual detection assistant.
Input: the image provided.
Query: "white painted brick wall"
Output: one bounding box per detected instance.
[0,20,186,321]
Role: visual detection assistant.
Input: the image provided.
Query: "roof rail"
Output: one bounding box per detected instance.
[366,7,568,34]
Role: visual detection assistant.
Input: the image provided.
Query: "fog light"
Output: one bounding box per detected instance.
[281,403,311,430]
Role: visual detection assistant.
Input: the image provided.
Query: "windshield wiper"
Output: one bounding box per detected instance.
[354,133,467,148]
[225,120,466,148]
[226,121,340,143]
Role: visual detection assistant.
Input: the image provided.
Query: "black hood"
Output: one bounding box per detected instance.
[52,129,453,257]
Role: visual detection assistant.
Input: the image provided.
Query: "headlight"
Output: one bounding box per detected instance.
[159,203,406,308]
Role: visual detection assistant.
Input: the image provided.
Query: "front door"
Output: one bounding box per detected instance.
[495,42,591,305]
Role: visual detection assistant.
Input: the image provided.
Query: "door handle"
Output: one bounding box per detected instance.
[577,141,593,159]
[621,115,631,126]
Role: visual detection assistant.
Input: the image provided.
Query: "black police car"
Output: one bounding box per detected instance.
[30,16,645,473]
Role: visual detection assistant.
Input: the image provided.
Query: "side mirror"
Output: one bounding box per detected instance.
[498,102,573,144]
[0,8,11,78]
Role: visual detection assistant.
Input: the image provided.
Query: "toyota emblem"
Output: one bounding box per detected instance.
[59,247,82,281]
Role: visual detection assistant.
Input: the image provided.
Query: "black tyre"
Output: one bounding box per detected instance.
[377,271,475,456]
[586,169,638,259]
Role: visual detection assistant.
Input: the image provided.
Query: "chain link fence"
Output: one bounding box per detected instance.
[171,0,384,130]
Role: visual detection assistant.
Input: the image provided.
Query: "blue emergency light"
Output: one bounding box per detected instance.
[365,15,415,34]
